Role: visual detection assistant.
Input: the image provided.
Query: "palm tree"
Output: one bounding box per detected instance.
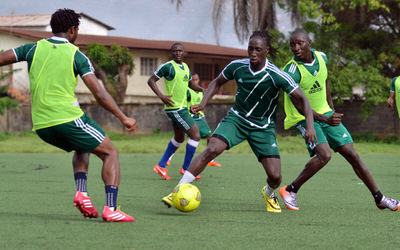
[172,0,302,44]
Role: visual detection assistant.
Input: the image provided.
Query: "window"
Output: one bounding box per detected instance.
[140,57,158,76]
[194,63,213,81]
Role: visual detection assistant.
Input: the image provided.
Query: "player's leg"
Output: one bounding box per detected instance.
[245,126,282,213]
[260,156,282,213]
[180,110,201,173]
[91,135,134,222]
[184,136,226,178]
[280,121,331,210]
[337,143,400,211]
[162,113,241,208]
[71,152,99,218]
[153,124,184,179]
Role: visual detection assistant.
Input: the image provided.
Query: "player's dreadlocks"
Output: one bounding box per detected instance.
[250,30,277,59]
[50,8,81,34]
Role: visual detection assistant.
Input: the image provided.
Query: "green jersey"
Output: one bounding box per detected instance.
[222,58,298,128]
[13,37,95,130]
[154,60,192,110]
[283,50,331,129]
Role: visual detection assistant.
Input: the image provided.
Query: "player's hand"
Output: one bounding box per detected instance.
[326,112,343,126]
[160,95,174,107]
[304,127,317,145]
[387,97,394,107]
[190,104,204,114]
[122,117,137,133]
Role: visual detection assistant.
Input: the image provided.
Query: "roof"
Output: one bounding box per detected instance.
[0,28,248,58]
[0,13,114,30]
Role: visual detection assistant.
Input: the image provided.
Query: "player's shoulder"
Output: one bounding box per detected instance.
[266,61,295,82]
[226,58,249,67]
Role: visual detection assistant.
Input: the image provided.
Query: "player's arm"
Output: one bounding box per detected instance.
[387,91,395,107]
[312,80,343,126]
[0,49,17,66]
[83,74,137,132]
[147,74,174,107]
[188,80,204,92]
[191,74,227,114]
[289,88,317,144]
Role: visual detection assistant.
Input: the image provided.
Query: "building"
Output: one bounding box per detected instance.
[0,13,248,133]
[0,13,114,36]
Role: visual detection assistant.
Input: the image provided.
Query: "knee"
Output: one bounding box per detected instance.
[204,143,223,159]
[268,173,282,187]
[318,151,331,165]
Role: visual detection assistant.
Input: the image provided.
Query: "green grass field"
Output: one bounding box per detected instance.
[0,150,399,249]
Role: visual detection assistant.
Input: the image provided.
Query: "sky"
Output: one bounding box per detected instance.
[0,0,292,49]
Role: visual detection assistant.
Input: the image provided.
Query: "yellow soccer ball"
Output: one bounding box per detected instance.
[172,183,201,212]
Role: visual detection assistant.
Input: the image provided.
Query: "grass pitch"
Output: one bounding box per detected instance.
[0,153,399,249]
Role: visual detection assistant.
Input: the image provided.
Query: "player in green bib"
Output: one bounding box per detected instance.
[0,9,137,222]
[387,76,400,118]
[280,29,400,212]
[161,31,317,213]
[148,43,203,180]
[166,73,222,169]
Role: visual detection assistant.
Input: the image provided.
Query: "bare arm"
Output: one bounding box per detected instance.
[326,80,334,111]
[189,80,204,92]
[313,80,343,126]
[191,74,228,113]
[289,88,317,144]
[82,73,137,132]
[147,74,174,107]
[0,49,17,66]
[387,91,395,107]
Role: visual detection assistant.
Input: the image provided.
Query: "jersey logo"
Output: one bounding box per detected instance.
[238,78,243,83]
[343,133,348,138]
[309,80,322,94]
[183,74,189,81]
[272,143,277,147]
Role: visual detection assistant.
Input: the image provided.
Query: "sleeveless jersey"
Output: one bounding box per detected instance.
[187,88,204,117]
[395,77,400,118]
[162,60,190,110]
[29,39,83,130]
[283,50,332,129]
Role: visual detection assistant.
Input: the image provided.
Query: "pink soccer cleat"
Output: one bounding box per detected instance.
[73,191,99,218]
[102,206,135,222]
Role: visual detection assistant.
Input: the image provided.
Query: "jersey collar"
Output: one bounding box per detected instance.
[49,36,70,43]
[248,58,269,75]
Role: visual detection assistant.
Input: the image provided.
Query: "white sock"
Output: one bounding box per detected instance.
[178,171,196,184]
[264,184,275,198]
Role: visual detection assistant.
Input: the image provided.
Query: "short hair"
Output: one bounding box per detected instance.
[170,42,184,51]
[50,8,81,34]
[290,28,310,40]
[249,30,277,59]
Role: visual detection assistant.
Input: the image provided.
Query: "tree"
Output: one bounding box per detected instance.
[85,43,134,104]
[0,72,19,115]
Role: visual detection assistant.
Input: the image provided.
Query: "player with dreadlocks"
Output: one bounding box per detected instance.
[0,8,137,222]
[161,30,317,213]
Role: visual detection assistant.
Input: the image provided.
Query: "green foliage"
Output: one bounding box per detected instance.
[85,43,134,102]
[0,76,19,115]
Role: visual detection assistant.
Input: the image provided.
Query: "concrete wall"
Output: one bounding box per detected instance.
[1,100,399,135]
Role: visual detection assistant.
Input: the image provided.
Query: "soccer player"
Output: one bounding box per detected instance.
[148,43,203,180]
[387,76,400,117]
[0,9,136,222]
[162,30,317,213]
[280,28,400,211]
[167,73,222,170]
